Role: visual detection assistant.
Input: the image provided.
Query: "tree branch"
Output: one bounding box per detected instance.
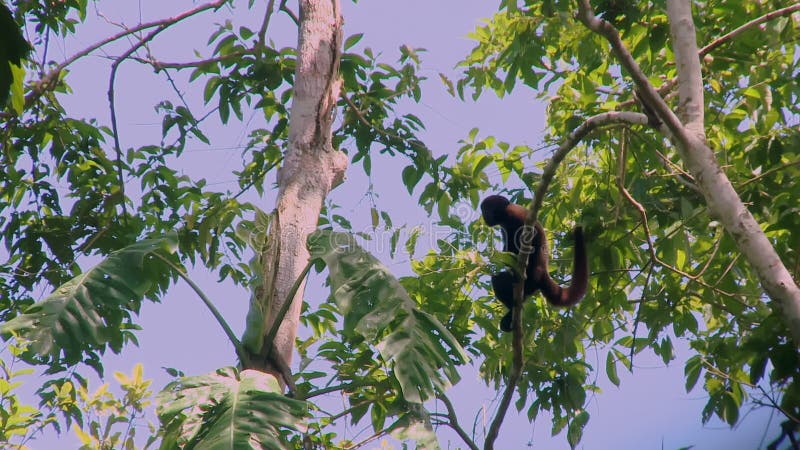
[699,4,800,57]
[25,0,227,107]
[618,4,800,110]
[437,392,480,450]
[484,110,649,449]
[666,0,705,139]
[577,0,800,345]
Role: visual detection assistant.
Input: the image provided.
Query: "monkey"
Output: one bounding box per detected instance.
[481,195,588,332]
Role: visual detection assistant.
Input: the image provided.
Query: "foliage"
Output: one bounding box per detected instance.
[0,2,30,109]
[0,342,42,446]
[157,367,308,450]
[1,0,799,448]
[71,363,158,450]
[307,230,469,404]
[446,0,800,441]
[1,234,179,374]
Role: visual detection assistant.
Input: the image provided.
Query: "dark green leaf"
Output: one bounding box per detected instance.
[157,367,308,449]
[308,230,468,403]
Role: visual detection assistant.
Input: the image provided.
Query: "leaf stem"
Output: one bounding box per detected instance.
[154,253,251,367]
[263,260,313,353]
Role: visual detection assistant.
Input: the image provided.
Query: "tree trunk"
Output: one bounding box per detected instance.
[665,0,800,345]
[245,0,347,388]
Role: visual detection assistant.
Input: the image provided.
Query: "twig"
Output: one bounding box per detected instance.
[259,0,277,49]
[576,0,687,145]
[616,159,736,297]
[262,260,313,358]
[630,262,653,365]
[484,110,650,449]
[130,52,246,71]
[280,0,300,25]
[105,2,229,219]
[154,252,250,367]
[739,160,800,188]
[699,4,800,57]
[25,0,227,107]
[303,381,364,399]
[108,24,170,219]
[437,392,480,450]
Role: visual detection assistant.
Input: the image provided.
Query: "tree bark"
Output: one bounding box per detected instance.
[577,0,800,344]
[664,0,800,345]
[246,0,347,387]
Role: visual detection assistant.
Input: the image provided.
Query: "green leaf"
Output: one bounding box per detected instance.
[1,234,179,372]
[308,230,468,403]
[9,63,25,115]
[567,410,589,448]
[684,355,702,393]
[387,404,440,450]
[344,33,364,50]
[605,351,620,387]
[157,367,308,449]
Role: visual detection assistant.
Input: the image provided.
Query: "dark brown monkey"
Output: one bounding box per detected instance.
[481,195,588,332]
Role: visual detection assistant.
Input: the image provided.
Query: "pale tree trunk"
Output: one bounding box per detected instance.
[246,0,347,387]
[664,0,800,344]
[578,0,800,344]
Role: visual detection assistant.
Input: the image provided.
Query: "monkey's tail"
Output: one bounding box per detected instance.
[540,226,588,307]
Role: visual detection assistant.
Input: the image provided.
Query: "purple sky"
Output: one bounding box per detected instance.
[16,1,781,448]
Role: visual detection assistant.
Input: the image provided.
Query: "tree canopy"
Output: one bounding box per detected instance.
[1,1,799,449]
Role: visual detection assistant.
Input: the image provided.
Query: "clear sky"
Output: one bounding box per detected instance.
[16,1,781,449]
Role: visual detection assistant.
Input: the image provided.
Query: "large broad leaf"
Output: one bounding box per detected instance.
[157,367,308,450]
[388,403,440,450]
[307,230,468,404]
[0,234,178,373]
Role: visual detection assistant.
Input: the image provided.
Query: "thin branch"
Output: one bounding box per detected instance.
[757,385,800,424]
[341,93,430,152]
[619,132,652,366]
[699,4,800,57]
[262,260,313,355]
[616,158,736,297]
[739,160,800,188]
[280,0,300,25]
[258,0,277,49]
[25,0,227,107]
[303,381,364,399]
[618,4,800,109]
[130,52,246,71]
[108,25,170,219]
[576,0,687,146]
[437,392,480,450]
[154,253,250,367]
[484,110,650,449]
[105,1,229,219]
[631,262,653,365]
[347,430,386,450]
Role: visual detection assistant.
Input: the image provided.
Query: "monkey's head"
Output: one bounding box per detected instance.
[480,195,510,226]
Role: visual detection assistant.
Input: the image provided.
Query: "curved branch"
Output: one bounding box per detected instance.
[262,260,312,357]
[25,0,227,107]
[437,392,480,450]
[484,110,649,449]
[699,4,800,57]
[578,0,800,345]
[108,25,170,219]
